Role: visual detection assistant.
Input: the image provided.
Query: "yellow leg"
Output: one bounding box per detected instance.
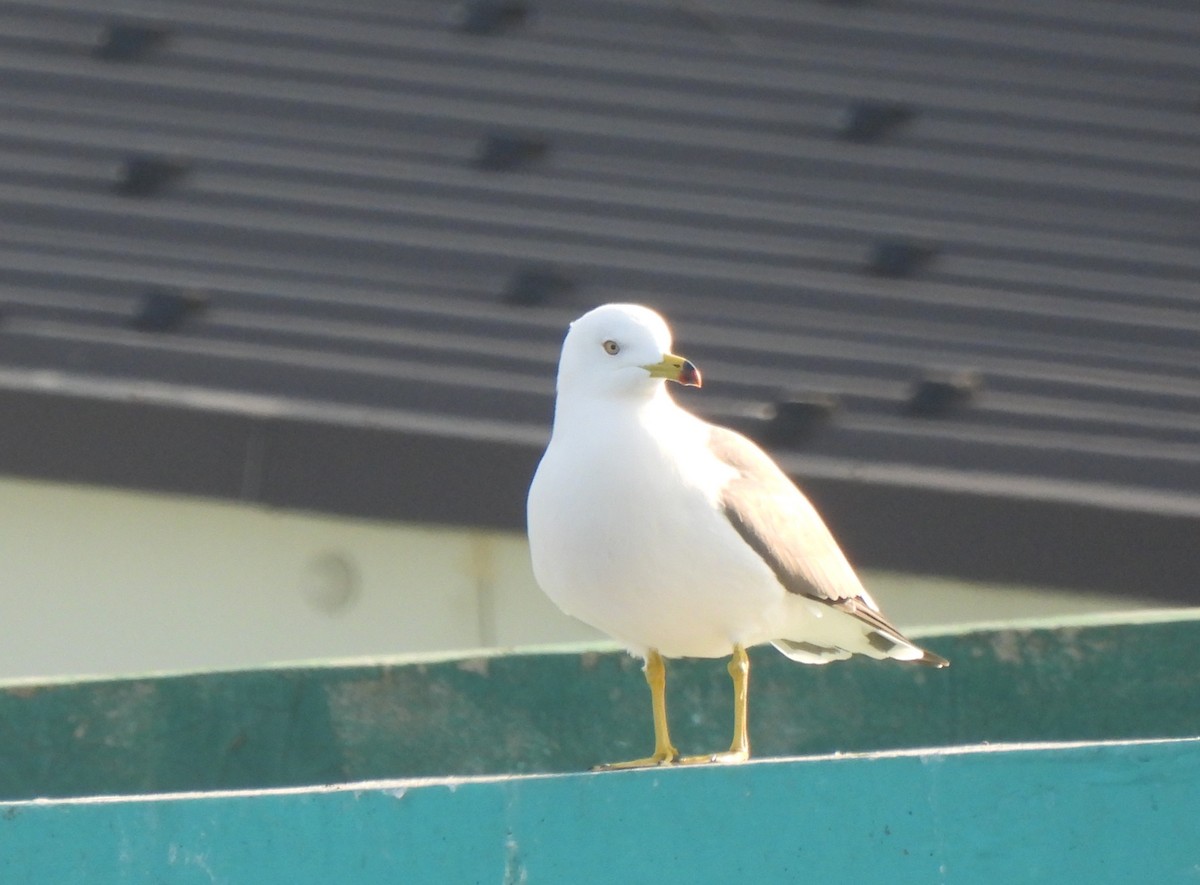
[680,644,751,765]
[595,649,680,770]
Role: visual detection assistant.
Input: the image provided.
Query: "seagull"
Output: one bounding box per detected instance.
[527,304,947,769]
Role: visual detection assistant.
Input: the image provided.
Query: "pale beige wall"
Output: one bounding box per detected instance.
[0,476,599,680]
[0,476,1155,680]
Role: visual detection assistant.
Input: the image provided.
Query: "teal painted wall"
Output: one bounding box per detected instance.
[2,739,1197,884]
[1,615,1198,801]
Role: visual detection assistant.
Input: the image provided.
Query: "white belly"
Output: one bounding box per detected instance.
[527,413,786,659]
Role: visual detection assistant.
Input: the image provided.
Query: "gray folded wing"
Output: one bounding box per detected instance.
[709,426,947,666]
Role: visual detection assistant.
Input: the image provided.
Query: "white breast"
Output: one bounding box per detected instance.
[527,398,788,658]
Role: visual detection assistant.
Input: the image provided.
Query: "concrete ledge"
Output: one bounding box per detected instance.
[3,738,1197,884]
[2,613,1199,801]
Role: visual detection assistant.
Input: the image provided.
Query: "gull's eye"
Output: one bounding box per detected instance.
[602,339,620,355]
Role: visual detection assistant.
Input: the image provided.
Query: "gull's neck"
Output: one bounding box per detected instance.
[552,383,682,438]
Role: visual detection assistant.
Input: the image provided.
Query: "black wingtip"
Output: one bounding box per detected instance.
[920,651,950,668]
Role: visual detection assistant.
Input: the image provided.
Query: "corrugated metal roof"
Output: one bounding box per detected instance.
[1,0,1198,595]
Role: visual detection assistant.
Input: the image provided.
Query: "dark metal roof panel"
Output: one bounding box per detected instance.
[1,0,1198,595]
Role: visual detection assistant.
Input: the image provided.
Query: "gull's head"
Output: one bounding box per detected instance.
[555,303,701,399]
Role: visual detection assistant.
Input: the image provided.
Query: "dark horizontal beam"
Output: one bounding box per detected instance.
[3,383,1196,600]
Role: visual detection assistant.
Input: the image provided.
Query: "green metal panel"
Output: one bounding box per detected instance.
[2,738,1197,883]
[1,613,1198,801]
